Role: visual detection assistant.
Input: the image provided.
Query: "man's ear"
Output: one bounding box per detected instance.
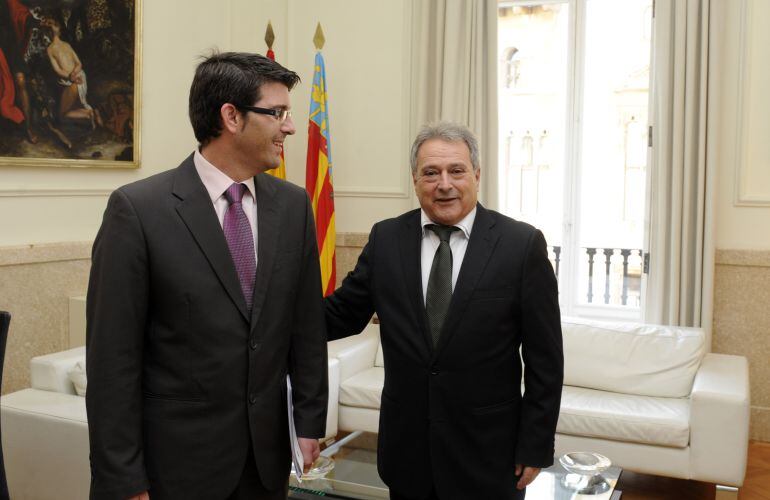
[220,103,241,134]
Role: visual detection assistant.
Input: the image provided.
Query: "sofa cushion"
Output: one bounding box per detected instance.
[557,385,690,448]
[561,317,705,398]
[340,367,384,409]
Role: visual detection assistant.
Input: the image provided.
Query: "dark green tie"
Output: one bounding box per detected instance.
[426,224,459,346]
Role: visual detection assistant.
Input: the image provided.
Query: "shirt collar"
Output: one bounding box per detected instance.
[193,149,257,203]
[420,206,477,240]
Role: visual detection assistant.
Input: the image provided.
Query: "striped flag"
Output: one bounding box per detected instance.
[306,51,336,296]
[265,48,287,180]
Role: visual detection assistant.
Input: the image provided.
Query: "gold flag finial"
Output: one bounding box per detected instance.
[264,21,275,49]
[313,22,325,50]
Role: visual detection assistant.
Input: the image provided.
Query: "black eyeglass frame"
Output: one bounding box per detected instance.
[235,104,291,122]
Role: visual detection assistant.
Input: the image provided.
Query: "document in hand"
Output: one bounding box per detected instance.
[286,375,305,481]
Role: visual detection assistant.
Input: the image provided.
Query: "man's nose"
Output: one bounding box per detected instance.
[437,170,452,189]
[281,115,296,135]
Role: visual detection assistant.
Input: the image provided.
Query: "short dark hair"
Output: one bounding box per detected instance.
[188,51,300,145]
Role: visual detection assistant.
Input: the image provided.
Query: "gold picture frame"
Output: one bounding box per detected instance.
[0,0,142,168]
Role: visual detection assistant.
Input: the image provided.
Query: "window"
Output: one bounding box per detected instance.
[497,0,653,320]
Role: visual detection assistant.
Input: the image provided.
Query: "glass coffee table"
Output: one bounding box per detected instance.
[289,432,623,499]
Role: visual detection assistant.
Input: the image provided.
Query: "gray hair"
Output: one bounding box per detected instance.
[410,121,480,174]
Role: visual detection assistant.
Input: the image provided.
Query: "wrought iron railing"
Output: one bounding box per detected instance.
[548,246,644,307]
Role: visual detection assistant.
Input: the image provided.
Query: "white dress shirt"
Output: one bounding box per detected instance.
[193,149,258,263]
[420,207,477,304]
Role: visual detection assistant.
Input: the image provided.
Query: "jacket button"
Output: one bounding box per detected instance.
[431,370,439,376]
[249,394,257,404]
[250,339,258,350]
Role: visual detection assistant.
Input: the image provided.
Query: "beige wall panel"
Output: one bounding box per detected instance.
[735,0,770,204]
[283,0,414,233]
[712,0,770,249]
[0,194,108,245]
[0,243,91,395]
[713,251,770,442]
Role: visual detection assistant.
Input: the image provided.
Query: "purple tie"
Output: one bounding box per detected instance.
[223,183,256,312]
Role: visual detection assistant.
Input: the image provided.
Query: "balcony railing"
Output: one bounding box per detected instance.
[548,246,644,307]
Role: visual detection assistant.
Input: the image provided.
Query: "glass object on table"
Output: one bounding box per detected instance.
[558,452,612,494]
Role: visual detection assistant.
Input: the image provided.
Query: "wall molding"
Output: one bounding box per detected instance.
[335,185,410,198]
[715,248,770,267]
[0,188,112,198]
[0,241,92,266]
[733,0,770,207]
[336,232,369,247]
[285,0,413,201]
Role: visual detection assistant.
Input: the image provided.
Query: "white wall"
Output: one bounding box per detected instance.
[712,0,770,250]
[3,0,768,250]
[0,0,413,247]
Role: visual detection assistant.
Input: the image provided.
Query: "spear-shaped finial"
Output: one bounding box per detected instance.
[264,21,275,50]
[313,22,325,50]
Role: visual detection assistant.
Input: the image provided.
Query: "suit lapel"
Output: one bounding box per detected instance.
[173,155,250,322]
[433,204,500,361]
[398,210,434,357]
[249,173,281,330]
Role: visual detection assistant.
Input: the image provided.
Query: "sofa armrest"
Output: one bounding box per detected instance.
[689,352,750,487]
[1,389,90,500]
[324,357,340,441]
[329,326,379,382]
[30,346,85,394]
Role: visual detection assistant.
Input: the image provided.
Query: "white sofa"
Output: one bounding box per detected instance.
[327,319,751,496]
[0,348,340,500]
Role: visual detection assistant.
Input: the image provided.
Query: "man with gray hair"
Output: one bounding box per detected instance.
[325,122,563,499]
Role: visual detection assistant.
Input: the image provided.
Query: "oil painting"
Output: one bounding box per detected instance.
[0,0,140,167]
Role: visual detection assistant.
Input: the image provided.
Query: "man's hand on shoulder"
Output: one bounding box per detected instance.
[298,437,320,472]
[515,465,541,490]
[127,491,150,500]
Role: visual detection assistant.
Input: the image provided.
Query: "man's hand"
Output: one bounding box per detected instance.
[126,491,149,500]
[298,437,320,473]
[515,465,541,490]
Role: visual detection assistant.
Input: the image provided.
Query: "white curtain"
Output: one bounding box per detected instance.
[645,0,715,335]
[409,0,498,205]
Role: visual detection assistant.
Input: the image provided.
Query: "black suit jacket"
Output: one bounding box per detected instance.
[86,155,328,500]
[325,205,563,499]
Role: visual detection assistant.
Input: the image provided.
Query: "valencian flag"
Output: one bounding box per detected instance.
[264,22,286,180]
[306,23,336,296]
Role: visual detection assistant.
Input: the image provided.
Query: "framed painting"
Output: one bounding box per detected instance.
[0,0,141,168]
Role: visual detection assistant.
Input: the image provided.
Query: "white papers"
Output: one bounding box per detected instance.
[286,375,305,482]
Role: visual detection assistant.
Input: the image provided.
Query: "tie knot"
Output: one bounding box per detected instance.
[224,183,247,205]
[427,224,458,243]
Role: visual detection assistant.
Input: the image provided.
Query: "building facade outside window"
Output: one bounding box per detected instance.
[498,0,653,320]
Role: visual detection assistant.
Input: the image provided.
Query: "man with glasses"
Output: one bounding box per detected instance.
[86,52,328,500]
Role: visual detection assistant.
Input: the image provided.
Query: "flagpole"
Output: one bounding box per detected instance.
[264,21,287,180]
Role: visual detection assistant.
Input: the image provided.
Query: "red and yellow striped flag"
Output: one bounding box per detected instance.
[306,51,336,296]
[265,48,287,180]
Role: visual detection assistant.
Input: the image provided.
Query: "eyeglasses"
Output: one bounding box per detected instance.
[235,105,292,122]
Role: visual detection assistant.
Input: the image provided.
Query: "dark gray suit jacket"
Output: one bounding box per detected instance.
[86,154,327,499]
[326,204,563,499]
